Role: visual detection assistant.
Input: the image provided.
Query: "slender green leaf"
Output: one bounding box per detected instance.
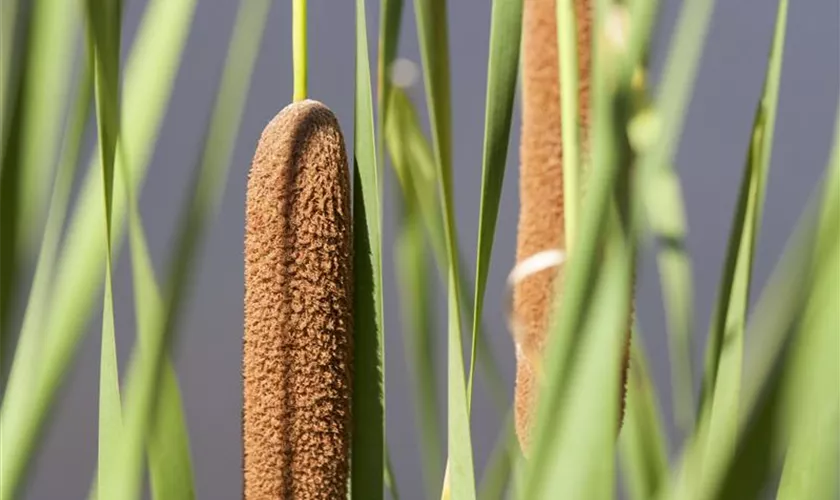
[85,0,124,493]
[633,0,715,436]
[774,110,840,500]
[413,0,476,495]
[0,0,198,496]
[4,45,92,452]
[387,90,508,411]
[395,186,443,498]
[104,1,270,498]
[533,210,635,499]
[16,0,79,257]
[352,0,385,497]
[469,0,523,404]
[699,1,787,474]
[478,412,516,500]
[661,151,838,500]
[639,0,715,176]
[120,124,195,500]
[641,165,695,431]
[711,198,838,500]
[619,334,669,500]
[377,0,404,140]
[0,0,19,126]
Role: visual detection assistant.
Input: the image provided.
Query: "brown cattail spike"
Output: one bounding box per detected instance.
[244,99,353,499]
[513,0,631,454]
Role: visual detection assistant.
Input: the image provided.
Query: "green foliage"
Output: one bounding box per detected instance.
[352,0,386,497]
[1,0,836,499]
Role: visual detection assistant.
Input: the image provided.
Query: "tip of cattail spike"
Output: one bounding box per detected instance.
[244,99,353,499]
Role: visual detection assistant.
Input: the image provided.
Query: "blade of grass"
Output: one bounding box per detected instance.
[632,0,716,437]
[102,1,270,497]
[698,0,787,472]
[16,0,79,262]
[395,187,444,497]
[0,0,18,125]
[533,208,635,499]
[661,145,838,500]
[477,411,516,500]
[84,0,124,492]
[774,110,840,500]
[639,0,715,177]
[377,0,403,143]
[641,164,695,431]
[0,11,25,353]
[3,44,92,445]
[119,117,195,500]
[469,0,523,403]
[773,243,839,500]
[0,0,198,496]
[634,2,717,397]
[412,0,476,496]
[386,88,508,410]
[710,201,838,500]
[619,332,669,500]
[352,0,385,497]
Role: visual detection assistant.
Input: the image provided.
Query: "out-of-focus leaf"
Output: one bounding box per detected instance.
[386,87,507,411]
[84,0,124,493]
[0,0,198,496]
[103,1,270,498]
[619,334,669,500]
[698,0,787,477]
[478,412,516,500]
[395,187,443,498]
[642,165,695,431]
[469,0,523,402]
[413,0,476,494]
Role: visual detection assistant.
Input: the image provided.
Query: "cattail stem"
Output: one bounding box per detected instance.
[293,0,307,101]
[557,0,581,254]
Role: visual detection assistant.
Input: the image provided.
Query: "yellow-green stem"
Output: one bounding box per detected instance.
[293,0,307,101]
[557,0,580,253]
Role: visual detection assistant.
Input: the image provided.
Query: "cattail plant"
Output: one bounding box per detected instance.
[512,0,631,453]
[1,0,836,499]
[243,99,353,499]
[243,2,353,498]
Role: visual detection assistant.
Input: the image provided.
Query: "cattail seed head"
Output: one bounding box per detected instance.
[244,99,353,499]
[513,0,631,454]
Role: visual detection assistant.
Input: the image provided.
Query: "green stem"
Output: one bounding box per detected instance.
[293,0,307,101]
[557,0,580,254]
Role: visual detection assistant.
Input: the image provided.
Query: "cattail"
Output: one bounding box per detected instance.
[513,0,630,453]
[244,99,353,499]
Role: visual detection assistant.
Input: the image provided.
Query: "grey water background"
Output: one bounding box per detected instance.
[24,1,838,498]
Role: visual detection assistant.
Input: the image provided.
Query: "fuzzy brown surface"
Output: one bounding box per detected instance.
[244,99,353,499]
[514,0,631,453]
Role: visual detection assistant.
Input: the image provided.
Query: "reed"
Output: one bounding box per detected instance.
[244,99,353,499]
[513,0,631,453]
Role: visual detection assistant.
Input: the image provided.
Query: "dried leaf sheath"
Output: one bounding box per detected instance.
[244,100,353,499]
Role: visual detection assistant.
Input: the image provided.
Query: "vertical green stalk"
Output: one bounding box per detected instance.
[293,0,307,101]
[557,0,580,253]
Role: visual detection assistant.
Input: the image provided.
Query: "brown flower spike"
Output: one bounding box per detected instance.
[513,0,632,454]
[244,100,353,499]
